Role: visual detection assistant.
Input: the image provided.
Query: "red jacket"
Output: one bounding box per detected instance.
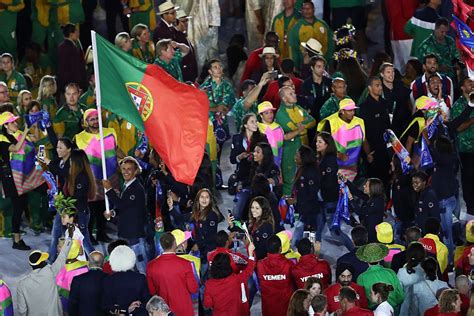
[241,48,264,83]
[207,247,248,273]
[257,253,295,316]
[384,0,418,41]
[204,258,256,316]
[146,253,199,316]
[424,305,439,316]
[262,77,303,109]
[324,282,368,314]
[342,306,374,316]
[291,254,331,289]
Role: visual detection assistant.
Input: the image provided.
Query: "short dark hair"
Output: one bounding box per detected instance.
[366,178,385,199]
[423,53,438,65]
[241,79,256,92]
[435,17,449,29]
[160,232,176,250]
[281,59,295,74]
[267,235,281,254]
[310,55,327,67]
[412,170,429,183]
[277,75,291,88]
[209,253,233,279]
[296,238,312,256]
[405,226,422,243]
[339,287,357,303]
[427,74,441,85]
[216,230,229,248]
[63,23,76,38]
[424,217,441,235]
[351,226,368,247]
[303,0,315,9]
[367,76,382,87]
[107,239,129,256]
[311,294,327,313]
[264,31,279,44]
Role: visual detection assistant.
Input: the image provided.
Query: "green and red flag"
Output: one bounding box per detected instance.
[91,31,209,185]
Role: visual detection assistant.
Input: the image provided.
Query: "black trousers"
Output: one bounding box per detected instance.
[460,152,474,214]
[88,200,108,237]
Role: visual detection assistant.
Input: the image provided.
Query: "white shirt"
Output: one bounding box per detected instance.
[374,301,394,316]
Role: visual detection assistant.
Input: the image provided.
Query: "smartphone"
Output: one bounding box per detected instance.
[269,70,278,80]
[227,209,233,218]
[38,145,45,159]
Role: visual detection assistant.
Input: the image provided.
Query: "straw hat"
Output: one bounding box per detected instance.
[259,47,279,58]
[176,9,192,20]
[301,38,322,55]
[157,1,179,15]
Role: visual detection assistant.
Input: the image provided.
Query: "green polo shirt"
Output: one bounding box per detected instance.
[154,49,183,82]
[0,70,27,103]
[53,103,88,140]
[451,96,474,153]
[417,34,460,80]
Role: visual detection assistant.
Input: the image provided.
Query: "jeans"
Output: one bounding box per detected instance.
[128,237,148,274]
[77,210,95,256]
[439,196,456,264]
[232,189,251,220]
[48,213,65,262]
[322,203,354,251]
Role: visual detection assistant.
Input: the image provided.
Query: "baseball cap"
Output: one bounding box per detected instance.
[376,222,394,244]
[0,111,19,125]
[467,220,474,243]
[258,101,276,114]
[415,96,438,111]
[171,229,192,246]
[339,98,358,111]
[29,250,49,266]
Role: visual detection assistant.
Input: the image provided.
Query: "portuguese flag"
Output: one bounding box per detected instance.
[91,31,209,185]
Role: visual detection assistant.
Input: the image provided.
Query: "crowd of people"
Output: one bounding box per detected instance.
[1,0,474,315]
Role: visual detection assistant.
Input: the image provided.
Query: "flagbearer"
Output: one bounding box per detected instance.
[74,109,121,243]
[103,157,148,274]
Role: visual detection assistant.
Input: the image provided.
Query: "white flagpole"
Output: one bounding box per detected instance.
[91,30,111,217]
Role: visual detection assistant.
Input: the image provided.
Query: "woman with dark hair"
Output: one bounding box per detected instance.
[431,135,459,265]
[414,257,450,315]
[250,47,280,83]
[230,113,268,219]
[346,177,386,243]
[48,149,97,261]
[249,173,282,231]
[0,111,47,250]
[335,52,368,101]
[304,277,323,298]
[249,142,280,190]
[191,188,222,263]
[287,289,312,316]
[204,243,256,315]
[402,59,423,87]
[371,283,394,316]
[315,132,353,249]
[228,196,275,260]
[389,155,415,241]
[293,145,320,241]
[397,242,426,315]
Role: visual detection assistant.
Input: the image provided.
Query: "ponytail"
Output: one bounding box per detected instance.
[372,283,394,302]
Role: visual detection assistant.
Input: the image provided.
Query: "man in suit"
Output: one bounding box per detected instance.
[146,232,199,316]
[103,157,148,274]
[174,10,198,83]
[69,251,107,316]
[153,1,179,43]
